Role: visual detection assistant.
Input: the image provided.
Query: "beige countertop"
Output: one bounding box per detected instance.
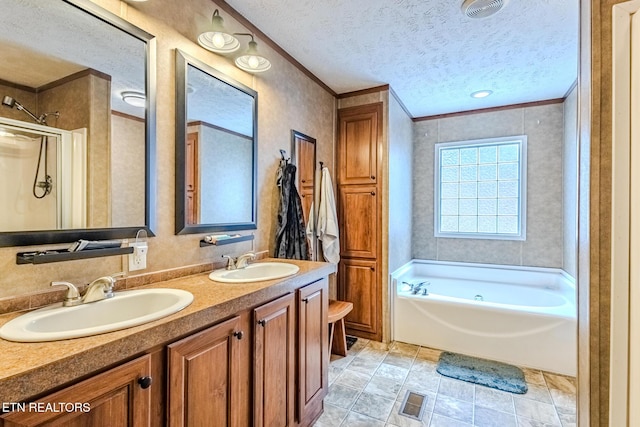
[0,259,335,403]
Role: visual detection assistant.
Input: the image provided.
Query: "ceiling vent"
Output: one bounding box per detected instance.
[461,0,505,19]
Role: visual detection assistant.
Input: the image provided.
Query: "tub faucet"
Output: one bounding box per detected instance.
[412,281,430,296]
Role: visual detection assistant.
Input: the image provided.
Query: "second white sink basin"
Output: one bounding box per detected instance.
[0,288,194,343]
[209,262,299,283]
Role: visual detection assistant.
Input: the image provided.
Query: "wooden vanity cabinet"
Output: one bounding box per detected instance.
[253,293,296,427]
[167,315,249,427]
[0,354,154,427]
[296,278,329,426]
[0,276,330,427]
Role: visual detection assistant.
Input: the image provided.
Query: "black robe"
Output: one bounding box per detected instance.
[274,163,309,260]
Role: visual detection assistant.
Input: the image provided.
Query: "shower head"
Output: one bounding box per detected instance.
[1,95,16,108]
[1,95,49,125]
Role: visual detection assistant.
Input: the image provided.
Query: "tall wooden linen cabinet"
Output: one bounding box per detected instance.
[336,103,383,342]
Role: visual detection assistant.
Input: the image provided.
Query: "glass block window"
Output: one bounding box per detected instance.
[434,135,527,240]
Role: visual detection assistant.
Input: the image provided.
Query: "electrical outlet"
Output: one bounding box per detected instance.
[128,241,148,271]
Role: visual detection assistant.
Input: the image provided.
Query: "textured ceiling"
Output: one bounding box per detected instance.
[223,0,579,117]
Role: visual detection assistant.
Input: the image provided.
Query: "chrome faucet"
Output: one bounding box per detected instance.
[411,281,431,296]
[51,273,125,307]
[222,252,256,270]
[236,252,256,269]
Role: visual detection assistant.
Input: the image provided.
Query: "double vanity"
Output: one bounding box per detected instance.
[0,260,334,426]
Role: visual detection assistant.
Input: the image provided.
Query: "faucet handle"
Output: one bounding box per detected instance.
[108,272,126,286]
[222,255,236,270]
[51,281,81,306]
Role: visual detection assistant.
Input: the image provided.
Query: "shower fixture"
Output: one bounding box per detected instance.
[2,95,59,198]
[1,96,59,125]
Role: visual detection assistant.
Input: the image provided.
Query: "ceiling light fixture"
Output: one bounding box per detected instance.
[198,9,240,54]
[233,33,271,73]
[461,0,506,19]
[122,91,146,108]
[470,90,493,99]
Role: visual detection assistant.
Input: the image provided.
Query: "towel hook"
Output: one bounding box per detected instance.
[319,161,324,169]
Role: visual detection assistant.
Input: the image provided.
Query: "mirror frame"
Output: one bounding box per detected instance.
[0,0,157,247]
[291,130,317,259]
[174,49,258,235]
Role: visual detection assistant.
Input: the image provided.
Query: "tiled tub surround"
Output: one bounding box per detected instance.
[0,259,335,404]
[391,260,576,376]
[412,102,569,269]
[314,340,576,427]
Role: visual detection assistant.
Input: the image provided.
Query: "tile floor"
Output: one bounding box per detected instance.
[313,339,576,427]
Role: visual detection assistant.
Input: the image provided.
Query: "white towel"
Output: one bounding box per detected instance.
[306,201,315,260]
[317,167,340,264]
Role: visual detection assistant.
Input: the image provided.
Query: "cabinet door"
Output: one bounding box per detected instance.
[297,279,328,425]
[254,293,295,427]
[167,316,244,427]
[339,186,378,259]
[337,103,382,185]
[338,258,381,341]
[1,355,152,427]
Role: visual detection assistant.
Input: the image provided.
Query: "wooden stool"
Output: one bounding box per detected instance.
[328,300,353,357]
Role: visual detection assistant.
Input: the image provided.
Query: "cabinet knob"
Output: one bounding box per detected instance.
[233,331,244,340]
[138,376,153,389]
[371,175,376,180]
[371,191,376,196]
[302,298,309,304]
[302,194,306,198]
[301,179,306,183]
[257,319,266,327]
[370,266,375,271]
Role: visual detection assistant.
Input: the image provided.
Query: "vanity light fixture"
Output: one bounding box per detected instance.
[470,90,493,98]
[234,33,271,73]
[198,9,240,54]
[122,91,146,108]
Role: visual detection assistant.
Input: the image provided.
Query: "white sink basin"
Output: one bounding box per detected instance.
[0,288,194,342]
[209,262,299,283]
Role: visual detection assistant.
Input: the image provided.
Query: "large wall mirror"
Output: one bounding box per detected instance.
[0,0,156,247]
[175,50,257,234]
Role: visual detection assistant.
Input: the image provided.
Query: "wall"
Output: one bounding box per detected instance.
[39,73,112,228]
[387,93,413,274]
[563,86,578,278]
[111,112,145,227]
[412,102,565,268]
[196,124,253,224]
[0,0,335,300]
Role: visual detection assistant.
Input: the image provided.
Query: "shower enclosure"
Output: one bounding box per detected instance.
[0,117,86,232]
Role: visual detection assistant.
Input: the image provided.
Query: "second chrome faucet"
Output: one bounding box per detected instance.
[222,252,256,270]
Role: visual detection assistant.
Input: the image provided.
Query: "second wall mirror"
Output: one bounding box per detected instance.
[175,50,257,235]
